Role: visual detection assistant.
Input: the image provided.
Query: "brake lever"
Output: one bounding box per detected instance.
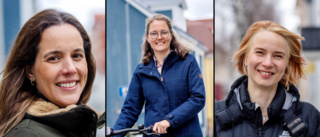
[145,132,160,136]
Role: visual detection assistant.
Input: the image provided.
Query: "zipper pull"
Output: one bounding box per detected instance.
[161,76,163,81]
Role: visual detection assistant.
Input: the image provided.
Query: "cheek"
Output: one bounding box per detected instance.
[147,36,154,44]
[34,63,55,82]
[247,55,259,68]
[278,62,287,72]
[79,61,88,79]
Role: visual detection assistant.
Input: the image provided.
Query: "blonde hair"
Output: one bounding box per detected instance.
[232,20,306,90]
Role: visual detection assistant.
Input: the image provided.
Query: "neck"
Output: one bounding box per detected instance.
[154,50,170,65]
[247,81,277,113]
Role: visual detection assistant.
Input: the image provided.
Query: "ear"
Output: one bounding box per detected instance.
[25,65,34,80]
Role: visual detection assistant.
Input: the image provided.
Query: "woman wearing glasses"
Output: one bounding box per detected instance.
[113,14,206,136]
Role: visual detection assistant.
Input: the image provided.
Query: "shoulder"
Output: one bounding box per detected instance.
[297,101,320,135]
[178,54,197,67]
[215,100,227,109]
[184,53,195,61]
[5,119,40,137]
[299,101,320,116]
[133,63,146,73]
[5,119,64,137]
[215,100,227,112]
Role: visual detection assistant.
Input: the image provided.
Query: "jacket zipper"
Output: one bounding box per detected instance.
[259,127,262,137]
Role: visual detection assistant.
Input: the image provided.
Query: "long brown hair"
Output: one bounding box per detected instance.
[0,9,96,135]
[232,20,306,90]
[142,14,189,65]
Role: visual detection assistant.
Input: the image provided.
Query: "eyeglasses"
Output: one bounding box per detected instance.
[148,30,170,39]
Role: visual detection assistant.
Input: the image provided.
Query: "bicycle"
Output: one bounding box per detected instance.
[106,124,160,137]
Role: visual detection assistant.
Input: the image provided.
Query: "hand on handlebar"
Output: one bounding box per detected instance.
[153,120,171,134]
[106,124,160,137]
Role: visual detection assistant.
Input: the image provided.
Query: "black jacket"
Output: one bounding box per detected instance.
[5,99,105,137]
[215,76,320,137]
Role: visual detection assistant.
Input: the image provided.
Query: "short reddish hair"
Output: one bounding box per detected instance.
[232,20,306,89]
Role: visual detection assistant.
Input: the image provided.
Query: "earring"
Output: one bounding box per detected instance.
[30,78,34,86]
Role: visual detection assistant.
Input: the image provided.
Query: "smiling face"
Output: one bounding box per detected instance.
[30,24,87,107]
[245,31,289,90]
[146,20,172,56]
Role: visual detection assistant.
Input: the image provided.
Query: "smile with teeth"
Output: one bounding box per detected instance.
[57,81,77,88]
[156,42,164,45]
[259,70,273,75]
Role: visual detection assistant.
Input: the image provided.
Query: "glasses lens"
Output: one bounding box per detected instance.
[161,31,169,38]
[150,32,158,39]
[149,31,170,39]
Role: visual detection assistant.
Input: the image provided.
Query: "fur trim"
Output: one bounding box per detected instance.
[27,99,77,117]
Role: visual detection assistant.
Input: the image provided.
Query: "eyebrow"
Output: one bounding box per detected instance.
[149,30,170,33]
[43,48,85,58]
[254,47,286,55]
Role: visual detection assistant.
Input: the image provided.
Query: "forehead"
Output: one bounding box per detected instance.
[38,24,83,52]
[149,20,169,31]
[250,31,289,52]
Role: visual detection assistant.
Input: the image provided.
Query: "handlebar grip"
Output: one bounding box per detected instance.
[147,125,154,132]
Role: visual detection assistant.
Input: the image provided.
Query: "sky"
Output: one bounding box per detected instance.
[184,0,214,20]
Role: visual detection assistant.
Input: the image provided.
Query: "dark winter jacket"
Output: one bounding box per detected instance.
[113,51,206,137]
[4,99,105,137]
[215,76,320,137]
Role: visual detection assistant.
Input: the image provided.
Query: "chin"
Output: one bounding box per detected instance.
[56,98,79,107]
[257,81,276,88]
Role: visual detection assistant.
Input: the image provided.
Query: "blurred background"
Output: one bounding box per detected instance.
[0,0,105,136]
[106,0,213,136]
[215,0,320,111]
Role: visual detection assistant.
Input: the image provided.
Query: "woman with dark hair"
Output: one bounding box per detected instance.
[113,14,206,136]
[215,20,320,137]
[0,9,104,136]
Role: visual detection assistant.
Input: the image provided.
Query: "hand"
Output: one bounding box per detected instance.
[153,120,171,134]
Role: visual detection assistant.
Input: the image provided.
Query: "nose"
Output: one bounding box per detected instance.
[262,56,273,68]
[61,57,77,75]
[156,33,164,40]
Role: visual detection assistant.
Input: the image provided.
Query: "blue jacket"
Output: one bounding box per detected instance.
[113,51,206,137]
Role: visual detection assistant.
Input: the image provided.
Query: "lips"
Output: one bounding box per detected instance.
[56,81,77,88]
[258,70,274,78]
[260,71,273,75]
[156,42,165,45]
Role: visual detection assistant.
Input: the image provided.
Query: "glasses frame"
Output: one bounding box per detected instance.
[148,30,171,39]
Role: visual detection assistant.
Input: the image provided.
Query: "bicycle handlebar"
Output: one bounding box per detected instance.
[106,124,160,137]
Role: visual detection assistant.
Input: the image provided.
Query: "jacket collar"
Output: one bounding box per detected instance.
[238,78,286,124]
[139,50,180,70]
[24,99,101,137]
[226,76,301,124]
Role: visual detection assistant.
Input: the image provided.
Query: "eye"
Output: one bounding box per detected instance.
[150,32,157,36]
[275,55,284,59]
[47,56,60,62]
[162,31,169,35]
[256,51,264,55]
[73,53,84,60]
